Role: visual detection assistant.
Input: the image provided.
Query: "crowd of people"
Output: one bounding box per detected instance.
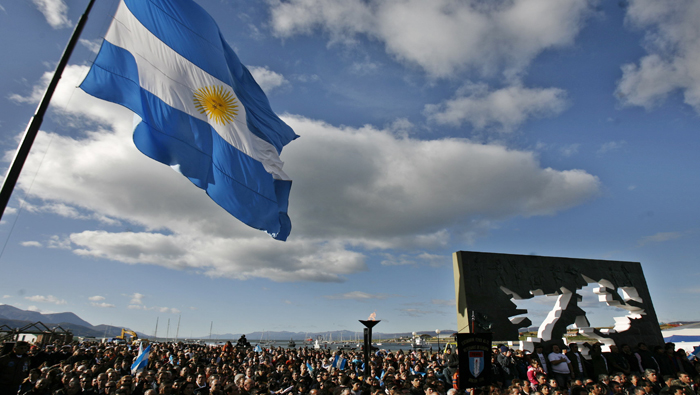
[0,335,699,395]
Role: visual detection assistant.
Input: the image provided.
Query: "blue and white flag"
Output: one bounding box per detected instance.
[691,346,700,360]
[331,354,347,370]
[131,343,151,374]
[81,0,298,240]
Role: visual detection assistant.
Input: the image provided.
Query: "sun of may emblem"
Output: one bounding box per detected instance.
[193,85,239,125]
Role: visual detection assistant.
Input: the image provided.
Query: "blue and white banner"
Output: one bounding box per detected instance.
[332,354,347,370]
[131,343,151,374]
[81,0,298,240]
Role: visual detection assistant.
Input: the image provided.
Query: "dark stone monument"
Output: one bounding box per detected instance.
[453,251,663,351]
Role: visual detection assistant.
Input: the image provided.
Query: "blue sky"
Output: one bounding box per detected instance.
[0,0,698,339]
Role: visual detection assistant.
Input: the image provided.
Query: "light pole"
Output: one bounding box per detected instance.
[435,329,441,354]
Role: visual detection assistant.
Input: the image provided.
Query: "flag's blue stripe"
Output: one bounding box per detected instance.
[123,0,298,154]
[124,0,228,84]
[131,344,150,373]
[81,40,291,239]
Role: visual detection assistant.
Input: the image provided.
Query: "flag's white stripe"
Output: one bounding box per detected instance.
[107,2,288,180]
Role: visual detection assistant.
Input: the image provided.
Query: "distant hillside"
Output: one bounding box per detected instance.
[0,304,146,339]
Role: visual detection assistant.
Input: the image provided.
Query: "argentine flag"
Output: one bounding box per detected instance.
[332,354,347,370]
[81,0,298,240]
[131,343,151,374]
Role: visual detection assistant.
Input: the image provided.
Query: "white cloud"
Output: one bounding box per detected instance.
[616,0,700,113]
[79,38,102,54]
[295,74,320,83]
[25,295,67,305]
[21,200,120,226]
[349,60,380,75]
[31,0,71,29]
[249,66,288,92]
[91,302,115,308]
[21,241,42,248]
[432,299,456,306]
[418,253,451,267]
[380,251,450,266]
[6,65,601,283]
[638,231,683,246]
[71,231,366,282]
[47,235,71,250]
[3,207,17,216]
[380,254,419,266]
[559,144,580,158]
[283,116,600,243]
[324,291,391,300]
[424,83,568,132]
[129,293,145,305]
[126,303,178,313]
[268,0,595,78]
[400,308,436,317]
[88,295,105,301]
[598,140,627,154]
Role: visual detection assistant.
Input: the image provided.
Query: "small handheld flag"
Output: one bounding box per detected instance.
[131,343,151,374]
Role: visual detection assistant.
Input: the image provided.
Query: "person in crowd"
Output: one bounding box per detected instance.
[528,359,546,389]
[499,347,517,388]
[589,344,609,380]
[644,370,662,395]
[548,345,573,389]
[566,345,587,382]
[535,345,550,377]
[620,346,640,377]
[654,347,676,378]
[635,345,659,375]
[0,341,32,395]
[606,346,631,376]
[443,347,459,387]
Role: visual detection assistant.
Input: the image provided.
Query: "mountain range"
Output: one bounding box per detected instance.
[0,304,455,341]
[0,304,148,339]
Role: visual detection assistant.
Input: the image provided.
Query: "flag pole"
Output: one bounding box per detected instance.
[0,0,97,221]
